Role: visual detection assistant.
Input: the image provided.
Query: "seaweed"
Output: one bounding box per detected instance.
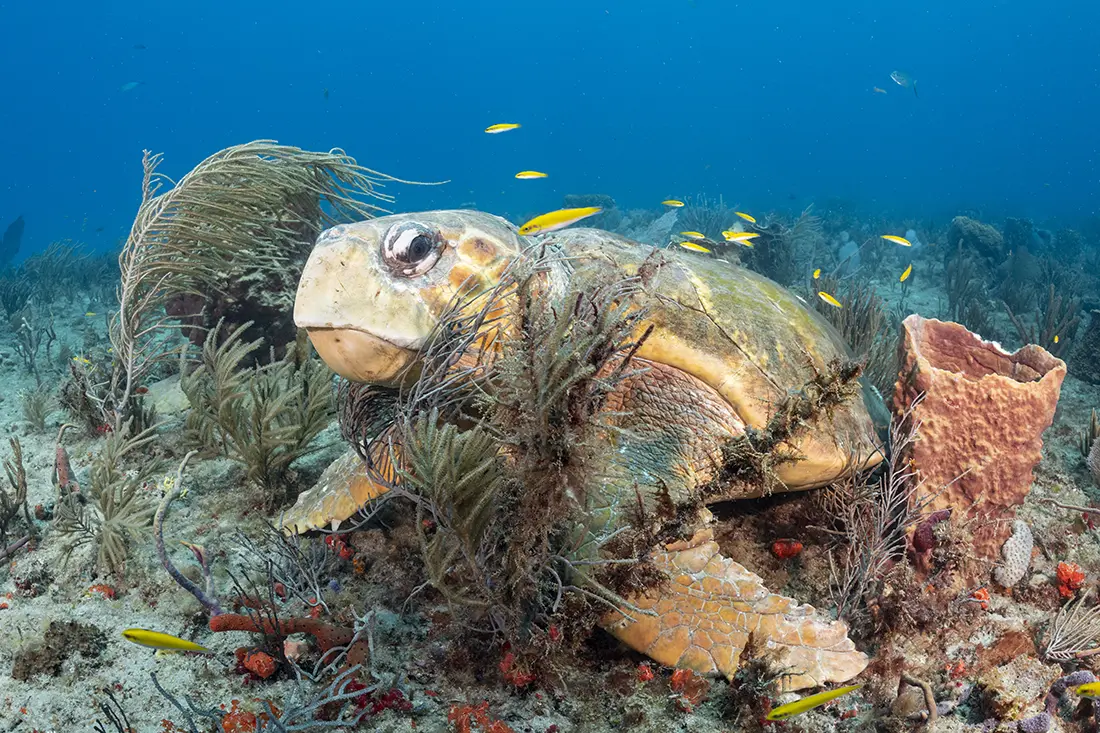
[714,358,865,497]
[179,319,264,452]
[370,251,661,647]
[826,396,936,636]
[1,438,35,554]
[1005,282,1081,357]
[19,384,53,432]
[53,423,160,577]
[181,320,335,505]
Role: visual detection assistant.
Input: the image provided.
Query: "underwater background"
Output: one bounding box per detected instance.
[5,2,1100,732]
[3,0,1100,257]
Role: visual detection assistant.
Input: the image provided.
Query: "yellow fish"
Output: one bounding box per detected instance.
[678,241,711,254]
[881,234,912,246]
[519,207,603,236]
[767,684,863,720]
[717,230,761,241]
[813,268,821,279]
[515,171,548,179]
[1054,334,1060,344]
[734,211,756,224]
[662,199,685,207]
[72,355,92,366]
[818,291,843,308]
[85,311,97,317]
[485,123,520,134]
[680,231,706,239]
[1075,681,1100,698]
[900,264,912,282]
[121,628,213,654]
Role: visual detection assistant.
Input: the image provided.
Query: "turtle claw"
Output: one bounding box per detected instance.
[603,528,868,692]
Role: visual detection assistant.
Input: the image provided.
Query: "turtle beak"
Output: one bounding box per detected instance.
[294,222,435,386]
[304,328,421,386]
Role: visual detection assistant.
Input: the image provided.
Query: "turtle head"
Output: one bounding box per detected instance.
[294,210,525,386]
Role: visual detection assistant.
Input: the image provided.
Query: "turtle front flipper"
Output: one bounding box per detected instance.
[282,432,398,534]
[602,528,868,692]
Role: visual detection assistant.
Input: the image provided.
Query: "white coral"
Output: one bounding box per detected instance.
[993,520,1033,588]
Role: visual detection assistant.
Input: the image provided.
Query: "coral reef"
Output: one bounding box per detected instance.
[895,315,1066,564]
[947,215,1004,261]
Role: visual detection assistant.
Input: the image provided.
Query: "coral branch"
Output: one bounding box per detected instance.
[154,451,223,615]
[901,673,937,729]
[208,613,368,669]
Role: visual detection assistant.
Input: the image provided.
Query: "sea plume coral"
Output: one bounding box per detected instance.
[105,141,425,431]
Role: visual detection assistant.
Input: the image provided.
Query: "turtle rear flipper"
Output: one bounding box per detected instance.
[603,529,868,692]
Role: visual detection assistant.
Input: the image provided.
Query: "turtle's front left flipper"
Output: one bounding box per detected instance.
[602,528,869,692]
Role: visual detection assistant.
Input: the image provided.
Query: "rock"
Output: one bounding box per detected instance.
[947,216,1004,261]
[146,373,191,415]
[894,316,1066,565]
[978,654,1060,720]
[11,621,106,681]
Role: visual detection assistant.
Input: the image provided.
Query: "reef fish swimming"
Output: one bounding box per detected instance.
[121,628,213,654]
[514,170,548,179]
[766,684,863,720]
[485,123,521,133]
[518,206,602,235]
[678,241,712,253]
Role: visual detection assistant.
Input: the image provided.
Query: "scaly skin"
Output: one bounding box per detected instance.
[288,210,874,688]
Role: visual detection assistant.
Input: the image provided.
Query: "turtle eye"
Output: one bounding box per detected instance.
[381,223,443,277]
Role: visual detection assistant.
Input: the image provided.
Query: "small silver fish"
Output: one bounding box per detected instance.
[119,81,142,93]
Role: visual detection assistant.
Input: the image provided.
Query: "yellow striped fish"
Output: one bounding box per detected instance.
[485,123,520,134]
[519,207,602,236]
[662,199,685,207]
[767,684,863,720]
[881,234,912,246]
[818,291,843,308]
[679,241,712,253]
[734,211,756,224]
[813,268,821,279]
[900,263,912,282]
[122,629,213,654]
[515,171,548,179]
[680,231,706,238]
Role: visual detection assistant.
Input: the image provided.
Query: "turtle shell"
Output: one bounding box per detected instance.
[543,227,883,491]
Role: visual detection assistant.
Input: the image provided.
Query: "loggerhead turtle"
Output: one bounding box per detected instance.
[288,210,882,690]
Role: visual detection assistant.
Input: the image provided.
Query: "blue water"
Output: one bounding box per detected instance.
[2,0,1097,260]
